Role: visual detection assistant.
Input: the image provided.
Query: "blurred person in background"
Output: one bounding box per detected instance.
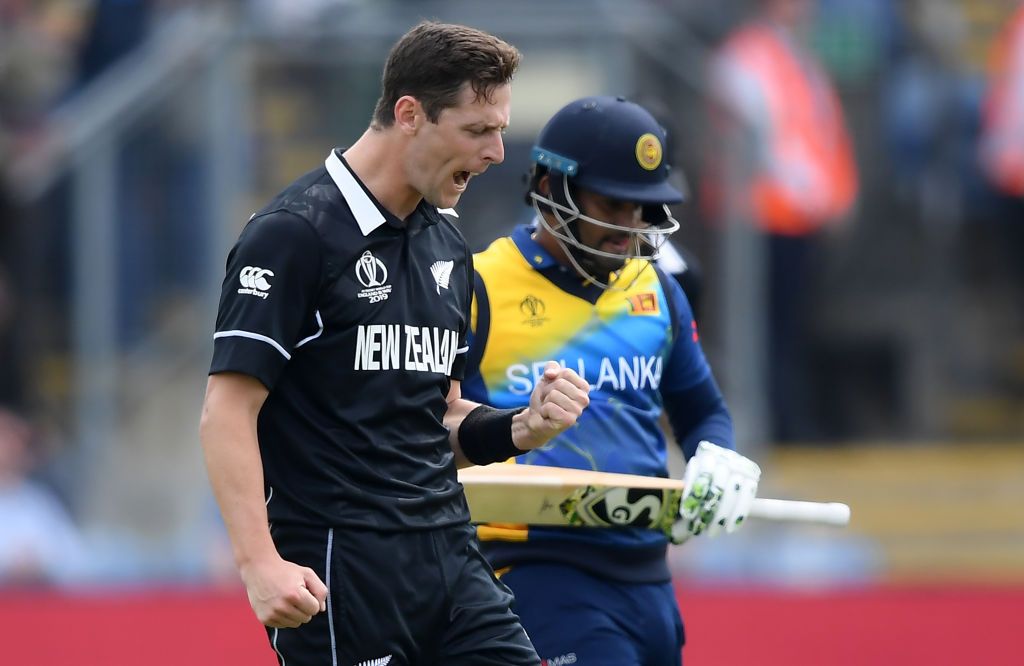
[199,20,590,666]
[1,0,87,306]
[978,0,1024,312]
[977,0,1024,284]
[979,1,1024,201]
[0,0,85,152]
[462,96,761,666]
[702,0,859,442]
[0,406,87,586]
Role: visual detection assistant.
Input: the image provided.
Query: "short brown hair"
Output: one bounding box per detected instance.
[371,21,521,128]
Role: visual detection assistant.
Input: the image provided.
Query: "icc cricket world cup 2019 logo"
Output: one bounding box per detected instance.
[520,294,549,327]
[356,250,392,303]
[357,250,387,287]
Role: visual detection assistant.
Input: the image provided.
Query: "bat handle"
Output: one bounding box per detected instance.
[749,498,851,526]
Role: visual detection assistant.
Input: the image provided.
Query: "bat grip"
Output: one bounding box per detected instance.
[749,498,851,526]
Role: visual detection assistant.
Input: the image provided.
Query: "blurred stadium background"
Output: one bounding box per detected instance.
[1,0,1022,663]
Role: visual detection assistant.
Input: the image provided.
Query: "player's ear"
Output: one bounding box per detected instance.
[394,96,421,134]
[537,173,551,196]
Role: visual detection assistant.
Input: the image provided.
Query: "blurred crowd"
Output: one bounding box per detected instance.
[1,0,1023,587]
[0,406,86,585]
[0,0,230,588]
[0,0,90,589]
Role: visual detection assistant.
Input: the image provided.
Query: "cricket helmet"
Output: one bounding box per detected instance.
[528,96,686,289]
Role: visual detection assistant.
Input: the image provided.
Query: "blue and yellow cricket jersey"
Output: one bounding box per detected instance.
[462,224,726,583]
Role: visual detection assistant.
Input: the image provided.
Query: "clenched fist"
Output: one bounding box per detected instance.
[513,361,591,451]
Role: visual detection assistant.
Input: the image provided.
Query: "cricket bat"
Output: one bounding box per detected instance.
[458,463,850,530]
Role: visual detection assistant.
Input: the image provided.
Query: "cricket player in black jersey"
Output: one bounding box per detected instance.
[199,21,590,666]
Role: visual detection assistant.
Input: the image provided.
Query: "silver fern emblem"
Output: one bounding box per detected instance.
[430,260,453,294]
[355,657,392,666]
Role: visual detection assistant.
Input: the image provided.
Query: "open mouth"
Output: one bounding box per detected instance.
[453,171,471,191]
[602,236,631,253]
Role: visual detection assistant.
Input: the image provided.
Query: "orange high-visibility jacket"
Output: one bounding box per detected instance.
[707,22,858,235]
[980,5,1024,197]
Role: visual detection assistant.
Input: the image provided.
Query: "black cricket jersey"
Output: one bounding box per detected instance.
[210,149,474,531]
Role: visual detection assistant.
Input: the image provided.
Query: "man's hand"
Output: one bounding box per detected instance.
[240,555,329,628]
[671,441,761,544]
[513,361,590,451]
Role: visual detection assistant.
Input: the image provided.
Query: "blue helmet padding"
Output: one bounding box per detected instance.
[530,147,579,176]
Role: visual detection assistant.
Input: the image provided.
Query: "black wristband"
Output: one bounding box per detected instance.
[458,405,527,466]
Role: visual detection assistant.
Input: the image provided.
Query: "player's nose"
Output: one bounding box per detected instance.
[482,132,505,165]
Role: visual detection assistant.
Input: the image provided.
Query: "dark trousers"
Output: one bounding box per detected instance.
[266,521,540,666]
[502,562,684,666]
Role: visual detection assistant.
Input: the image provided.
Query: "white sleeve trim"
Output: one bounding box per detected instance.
[214,330,291,360]
[295,310,324,348]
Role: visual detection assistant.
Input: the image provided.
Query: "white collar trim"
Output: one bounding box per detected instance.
[325,150,386,236]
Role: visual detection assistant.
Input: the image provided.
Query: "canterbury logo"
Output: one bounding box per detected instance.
[430,260,453,294]
[354,657,392,666]
[238,266,274,299]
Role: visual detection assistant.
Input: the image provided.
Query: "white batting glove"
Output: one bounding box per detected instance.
[671,441,761,544]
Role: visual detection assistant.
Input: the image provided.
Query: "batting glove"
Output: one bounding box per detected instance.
[671,441,761,544]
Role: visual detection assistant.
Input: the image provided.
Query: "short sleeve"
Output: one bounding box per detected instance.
[210,211,321,389]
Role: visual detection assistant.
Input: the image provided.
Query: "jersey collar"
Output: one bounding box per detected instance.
[511,219,607,303]
[325,149,386,236]
[326,148,459,235]
[511,220,560,269]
